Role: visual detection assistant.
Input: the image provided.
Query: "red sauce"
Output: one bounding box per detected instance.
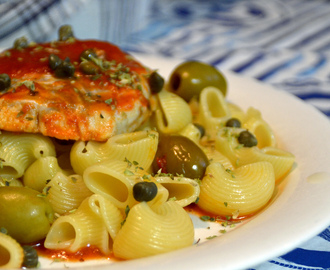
[33,241,121,263]
[185,203,252,222]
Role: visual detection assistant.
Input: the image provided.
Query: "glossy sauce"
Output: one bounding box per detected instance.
[33,241,121,262]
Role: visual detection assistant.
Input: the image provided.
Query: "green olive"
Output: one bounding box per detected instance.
[238,130,258,147]
[0,186,54,244]
[48,54,62,70]
[225,118,241,128]
[58,25,74,41]
[148,71,164,94]
[13,36,28,50]
[133,182,158,202]
[152,134,209,179]
[80,48,97,61]
[168,61,227,102]
[80,61,99,75]
[54,58,75,78]
[0,73,11,92]
[22,245,39,268]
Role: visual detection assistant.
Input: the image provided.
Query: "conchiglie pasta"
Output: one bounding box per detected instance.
[46,172,93,215]
[83,159,138,210]
[154,89,192,133]
[0,131,55,178]
[242,107,276,148]
[44,198,110,254]
[88,194,124,239]
[0,233,24,269]
[201,145,234,170]
[155,176,200,207]
[215,130,295,182]
[179,123,202,145]
[197,86,231,138]
[23,156,66,192]
[71,130,158,175]
[113,201,194,259]
[0,177,23,187]
[198,161,275,216]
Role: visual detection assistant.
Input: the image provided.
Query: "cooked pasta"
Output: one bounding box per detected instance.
[71,130,158,175]
[0,233,24,269]
[179,123,202,145]
[0,131,56,178]
[46,172,93,215]
[197,86,231,138]
[155,176,200,207]
[113,201,194,259]
[23,156,66,192]
[198,161,275,216]
[215,128,295,182]
[44,198,111,254]
[88,194,124,239]
[83,159,139,210]
[242,107,276,148]
[153,89,192,133]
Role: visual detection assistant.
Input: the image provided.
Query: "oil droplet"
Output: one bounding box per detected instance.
[307,172,330,183]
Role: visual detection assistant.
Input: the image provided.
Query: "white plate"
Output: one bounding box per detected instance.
[38,54,330,270]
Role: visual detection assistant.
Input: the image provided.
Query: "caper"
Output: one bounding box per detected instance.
[225,118,241,128]
[48,54,62,70]
[152,134,209,179]
[58,25,74,41]
[54,58,75,78]
[0,73,11,92]
[193,123,205,137]
[133,181,158,202]
[168,61,227,102]
[80,48,97,61]
[22,245,39,268]
[13,36,28,50]
[237,130,258,147]
[0,186,54,244]
[148,71,164,94]
[80,61,99,75]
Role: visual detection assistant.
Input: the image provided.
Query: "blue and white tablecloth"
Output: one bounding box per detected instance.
[0,0,329,269]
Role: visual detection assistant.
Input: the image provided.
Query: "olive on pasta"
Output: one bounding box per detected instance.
[152,134,209,179]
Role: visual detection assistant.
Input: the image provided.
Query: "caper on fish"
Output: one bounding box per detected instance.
[58,25,74,41]
[148,71,164,94]
[13,36,28,50]
[48,54,62,70]
[80,61,99,75]
[80,48,98,61]
[0,73,11,92]
[54,58,75,78]
[133,181,158,202]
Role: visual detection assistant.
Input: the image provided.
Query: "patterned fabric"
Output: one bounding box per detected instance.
[0,0,329,269]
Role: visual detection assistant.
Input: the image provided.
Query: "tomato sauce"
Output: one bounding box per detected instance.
[33,241,121,263]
